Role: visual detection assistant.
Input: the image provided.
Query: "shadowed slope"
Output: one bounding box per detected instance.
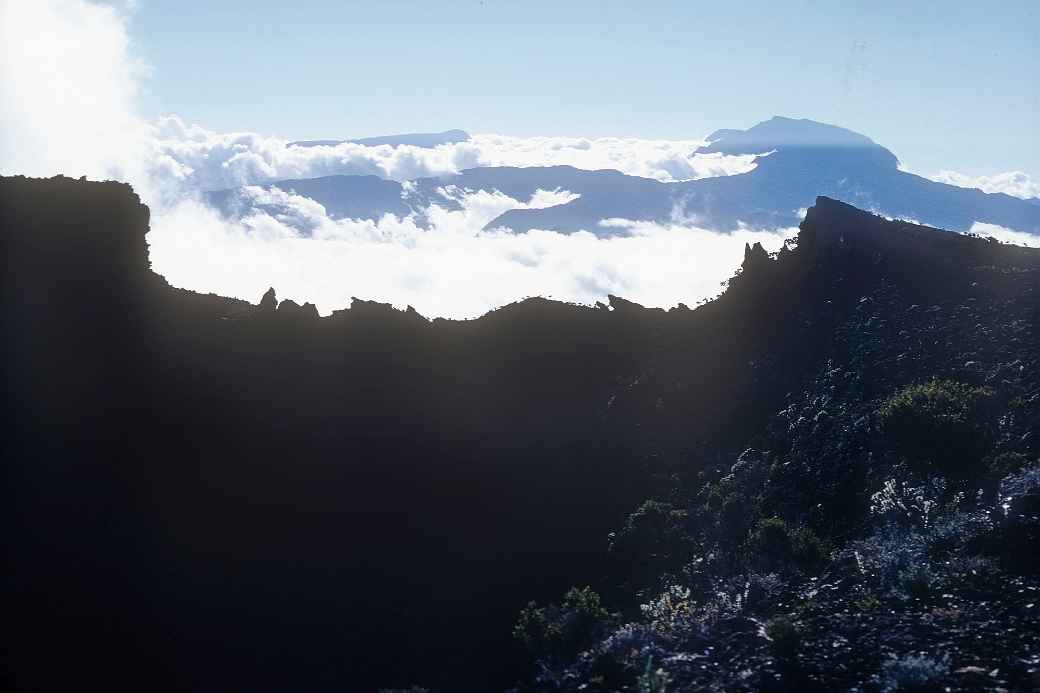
[3,176,1039,692]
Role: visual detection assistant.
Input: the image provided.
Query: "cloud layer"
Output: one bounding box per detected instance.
[0,0,148,183]
[0,0,785,319]
[149,190,796,318]
[145,116,760,193]
[968,221,1040,248]
[3,0,1037,320]
[932,170,1040,201]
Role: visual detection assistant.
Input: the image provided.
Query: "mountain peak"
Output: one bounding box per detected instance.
[698,116,897,169]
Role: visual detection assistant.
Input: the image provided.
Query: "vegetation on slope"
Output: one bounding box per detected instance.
[3,177,1039,692]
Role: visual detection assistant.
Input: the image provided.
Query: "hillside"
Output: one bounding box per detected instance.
[3,176,1039,692]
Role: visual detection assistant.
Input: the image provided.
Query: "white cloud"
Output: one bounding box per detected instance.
[0,0,150,183]
[932,170,1040,200]
[0,0,788,320]
[467,134,760,182]
[139,117,761,194]
[148,189,796,319]
[968,222,1040,248]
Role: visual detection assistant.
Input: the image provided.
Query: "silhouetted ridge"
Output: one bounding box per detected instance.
[4,177,1039,692]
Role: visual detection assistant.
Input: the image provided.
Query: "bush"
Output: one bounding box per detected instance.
[878,653,949,692]
[897,564,936,601]
[717,492,755,544]
[514,586,616,666]
[988,451,1030,478]
[764,616,800,661]
[749,518,826,570]
[637,655,672,693]
[851,524,930,596]
[869,477,946,528]
[639,584,698,643]
[609,500,693,585]
[879,379,995,474]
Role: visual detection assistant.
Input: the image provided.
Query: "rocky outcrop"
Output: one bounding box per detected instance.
[4,177,1039,693]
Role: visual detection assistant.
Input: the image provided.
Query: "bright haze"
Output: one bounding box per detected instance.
[1,0,1037,317]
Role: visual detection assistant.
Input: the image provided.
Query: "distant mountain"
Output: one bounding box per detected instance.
[496,117,1040,235]
[220,117,1040,238]
[206,165,668,236]
[288,129,470,148]
[207,174,412,222]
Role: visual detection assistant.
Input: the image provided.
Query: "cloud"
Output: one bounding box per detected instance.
[142,116,761,194]
[467,134,760,182]
[968,222,1040,248]
[148,188,796,318]
[146,115,483,191]
[0,0,788,320]
[932,170,1040,200]
[0,0,149,182]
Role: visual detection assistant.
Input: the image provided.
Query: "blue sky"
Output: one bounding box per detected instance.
[131,1,1038,177]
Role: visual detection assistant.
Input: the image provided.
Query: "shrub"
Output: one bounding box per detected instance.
[851,525,929,596]
[637,655,672,693]
[514,587,616,666]
[742,572,785,610]
[897,563,936,601]
[749,518,826,570]
[609,500,694,584]
[639,584,696,642]
[869,477,946,528]
[718,492,755,544]
[764,616,800,661]
[988,451,1030,478]
[854,590,882,611]
[879,379,995,474]
[878,653,949,692]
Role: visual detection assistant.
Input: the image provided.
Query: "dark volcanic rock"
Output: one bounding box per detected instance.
[4,177,1040,693]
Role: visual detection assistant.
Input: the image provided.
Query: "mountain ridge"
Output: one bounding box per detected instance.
[288,128,471,149]
[215,117,1040,238]
[3,176,1039,691]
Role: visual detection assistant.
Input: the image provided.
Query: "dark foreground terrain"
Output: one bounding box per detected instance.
[3,176,1039,691]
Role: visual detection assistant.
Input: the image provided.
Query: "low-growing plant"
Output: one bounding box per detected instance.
[742,572,785,611]
[898,563,937,601]
[610,500,694,585]
[637,655,672,693]
[851,524,930,596]
[988,451,1030,478]
[878,653,950,692]
[764,616,800,662]
[879,379,995,475]
[869,477,946,528]
[854,591,882,611]
[514,586,616,666]
[639,584,697,642]
[749,518,826,571]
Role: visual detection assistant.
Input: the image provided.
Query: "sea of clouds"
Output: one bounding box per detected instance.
[149,115,762,191]
[1,0,1036,317]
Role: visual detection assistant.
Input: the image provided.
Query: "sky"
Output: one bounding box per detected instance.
[1,0,1038,318]
[129,0,1040,178]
